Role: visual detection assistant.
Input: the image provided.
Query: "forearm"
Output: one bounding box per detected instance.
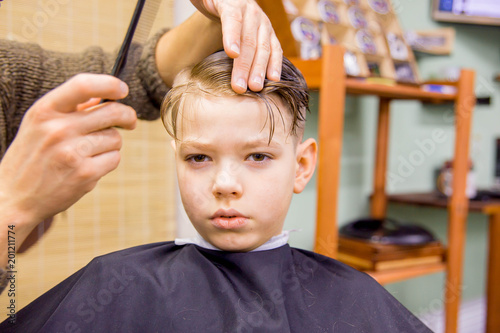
[155,11,223,88]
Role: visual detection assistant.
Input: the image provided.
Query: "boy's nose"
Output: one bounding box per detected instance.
[212,167,242,199]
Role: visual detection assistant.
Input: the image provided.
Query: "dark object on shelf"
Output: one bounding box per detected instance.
[422,94,490,106]
[472,189,500,201]
[476,96,491,105]
[496,137,500,182]
[339,218,437,245]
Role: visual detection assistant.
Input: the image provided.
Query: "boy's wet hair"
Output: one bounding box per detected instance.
[161,51,309,143]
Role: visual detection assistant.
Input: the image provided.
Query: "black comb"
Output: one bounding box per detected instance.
[111,0,146,78]
[103,0,161,102]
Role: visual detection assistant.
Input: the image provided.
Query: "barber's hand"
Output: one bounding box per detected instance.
[0,73,137,248]
[190,0,283,93]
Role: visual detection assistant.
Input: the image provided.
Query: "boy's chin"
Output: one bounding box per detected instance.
[212,242,258,253]
[207,235,266,253]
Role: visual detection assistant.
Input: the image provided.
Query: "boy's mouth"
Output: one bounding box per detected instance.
[211,209,248,229]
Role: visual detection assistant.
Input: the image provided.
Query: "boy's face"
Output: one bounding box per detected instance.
[173,95,316,252]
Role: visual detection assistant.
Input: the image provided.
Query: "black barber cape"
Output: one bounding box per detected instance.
[1,242,432,332]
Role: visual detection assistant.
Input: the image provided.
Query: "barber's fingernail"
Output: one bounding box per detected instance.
[236,78,246,90]
[230,43,240,55]
[252,76,263,87]
[273,70,280,80]
[120,82,129,96]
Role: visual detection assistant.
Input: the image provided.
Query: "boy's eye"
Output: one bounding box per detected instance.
[247,153,269,162]
[188,154,211,163]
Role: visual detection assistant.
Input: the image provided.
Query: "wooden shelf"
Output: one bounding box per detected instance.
[388,191,500,215]
[368,262,446,285]
[291,58,456,102]
[345,78,456,101]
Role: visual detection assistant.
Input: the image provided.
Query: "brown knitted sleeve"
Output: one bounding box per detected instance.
[0,29,170,158]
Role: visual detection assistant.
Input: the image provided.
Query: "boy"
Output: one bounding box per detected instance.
[0,52,431,332]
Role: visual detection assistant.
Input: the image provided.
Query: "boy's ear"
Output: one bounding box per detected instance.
[294,138,317,194]
[170,139,176,151]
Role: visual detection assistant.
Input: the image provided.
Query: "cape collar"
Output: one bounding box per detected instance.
[174,230,295,252]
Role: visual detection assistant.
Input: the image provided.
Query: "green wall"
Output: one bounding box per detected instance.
[284,0,500,315]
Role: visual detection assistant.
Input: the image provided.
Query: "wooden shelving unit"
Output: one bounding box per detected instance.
[387,191,500,213]
[388,191,500,333]
[257,1,476,332]
[289,45,475,333]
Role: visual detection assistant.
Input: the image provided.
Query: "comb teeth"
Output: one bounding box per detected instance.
[133,0,162,43]
[111,0,162,78]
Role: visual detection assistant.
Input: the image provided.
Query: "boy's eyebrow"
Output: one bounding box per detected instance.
[178,137,282,150]
[241,137,282,149]
[178,141,213,151]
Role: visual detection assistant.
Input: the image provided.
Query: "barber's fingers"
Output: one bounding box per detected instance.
[246,13,282,87]
[39,73,129,114]
[192,0,283,93]
[266,32,282,82]
[76,97,102,111]
[77,101,137,133]
[243,19,281,92]
[219,1,282,93]
[76,150,122,193]
[189,0,219,21]
[59,131,123,189]
[228,2,258,93]
[89,150,122,180]
[71,128,123,159]
[217,0,244,59]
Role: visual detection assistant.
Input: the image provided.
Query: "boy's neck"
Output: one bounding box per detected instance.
[174,230,296,252]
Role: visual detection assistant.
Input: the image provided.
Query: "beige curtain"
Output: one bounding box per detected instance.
[0,0,176,310]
